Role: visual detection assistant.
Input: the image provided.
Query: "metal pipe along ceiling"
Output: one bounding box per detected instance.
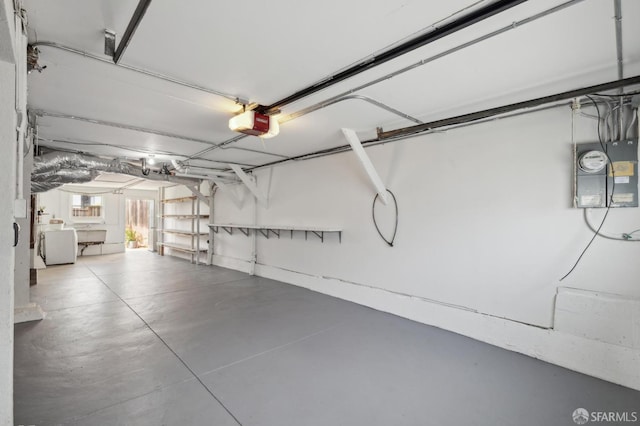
[31,110,288,159]
[257,0,529,114]
[614,0,623,82]
[248,76,640,171]
[614,0,624,134]
[280,95,423,125]
[30,41,239,102]
[377,75,640,140]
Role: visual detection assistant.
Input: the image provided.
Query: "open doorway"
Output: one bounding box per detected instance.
[125,199,155,251]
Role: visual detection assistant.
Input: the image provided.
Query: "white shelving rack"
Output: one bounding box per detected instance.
[158,188,209,264]
[209,224,342,243]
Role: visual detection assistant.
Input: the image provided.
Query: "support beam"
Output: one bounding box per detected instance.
[186,184,209,204]
[229,164,268,208]
[341,128,389,205]
[113,0,152,64]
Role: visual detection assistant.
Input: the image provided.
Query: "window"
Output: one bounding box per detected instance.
[71,194,103,219]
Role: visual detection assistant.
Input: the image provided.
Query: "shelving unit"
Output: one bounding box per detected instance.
[163,229,209,236]
[158,190,209,264]
[209,224,342,243]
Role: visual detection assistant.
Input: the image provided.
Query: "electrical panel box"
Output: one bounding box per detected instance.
[607,139,638,207]
[575,142,607,208]
[574,138,638,208]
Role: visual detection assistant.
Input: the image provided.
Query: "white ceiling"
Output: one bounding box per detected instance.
[23,0,640,186]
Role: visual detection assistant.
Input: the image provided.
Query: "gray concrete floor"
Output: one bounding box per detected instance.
[14,251,640,426]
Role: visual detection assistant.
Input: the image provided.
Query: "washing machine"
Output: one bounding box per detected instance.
[43,229,78,265]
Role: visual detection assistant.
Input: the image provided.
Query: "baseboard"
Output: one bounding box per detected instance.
[211,254,253,274]
[209,255,639,391]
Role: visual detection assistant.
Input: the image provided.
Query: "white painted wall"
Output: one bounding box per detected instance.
[9,0,43,326]
[0,0,17,422]
[13,149,30,309]
[211,106,640,390]
[37,186,158,256]
[0,60,15,426]
[12,21,27,306]
[13,142,43,324]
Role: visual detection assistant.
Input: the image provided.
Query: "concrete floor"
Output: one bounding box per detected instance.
[14,251,639,426]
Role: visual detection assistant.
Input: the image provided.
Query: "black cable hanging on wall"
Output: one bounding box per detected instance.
[372,189,399,247]
[559,95,615,281]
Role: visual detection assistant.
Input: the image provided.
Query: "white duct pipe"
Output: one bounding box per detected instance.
[34,151,126,175]
[32,151,199,192]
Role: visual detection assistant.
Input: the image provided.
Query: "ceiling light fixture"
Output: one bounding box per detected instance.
[147,155,156,165]
[229,110,279,139]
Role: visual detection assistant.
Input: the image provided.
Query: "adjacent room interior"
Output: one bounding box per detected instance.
[1,0,639,425]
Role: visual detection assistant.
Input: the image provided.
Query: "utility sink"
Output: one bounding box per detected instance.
[76,229,107,244]
[75,229,107,256]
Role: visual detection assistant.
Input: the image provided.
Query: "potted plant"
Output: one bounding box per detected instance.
[135,230,145,248]
[125,227,138,249]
